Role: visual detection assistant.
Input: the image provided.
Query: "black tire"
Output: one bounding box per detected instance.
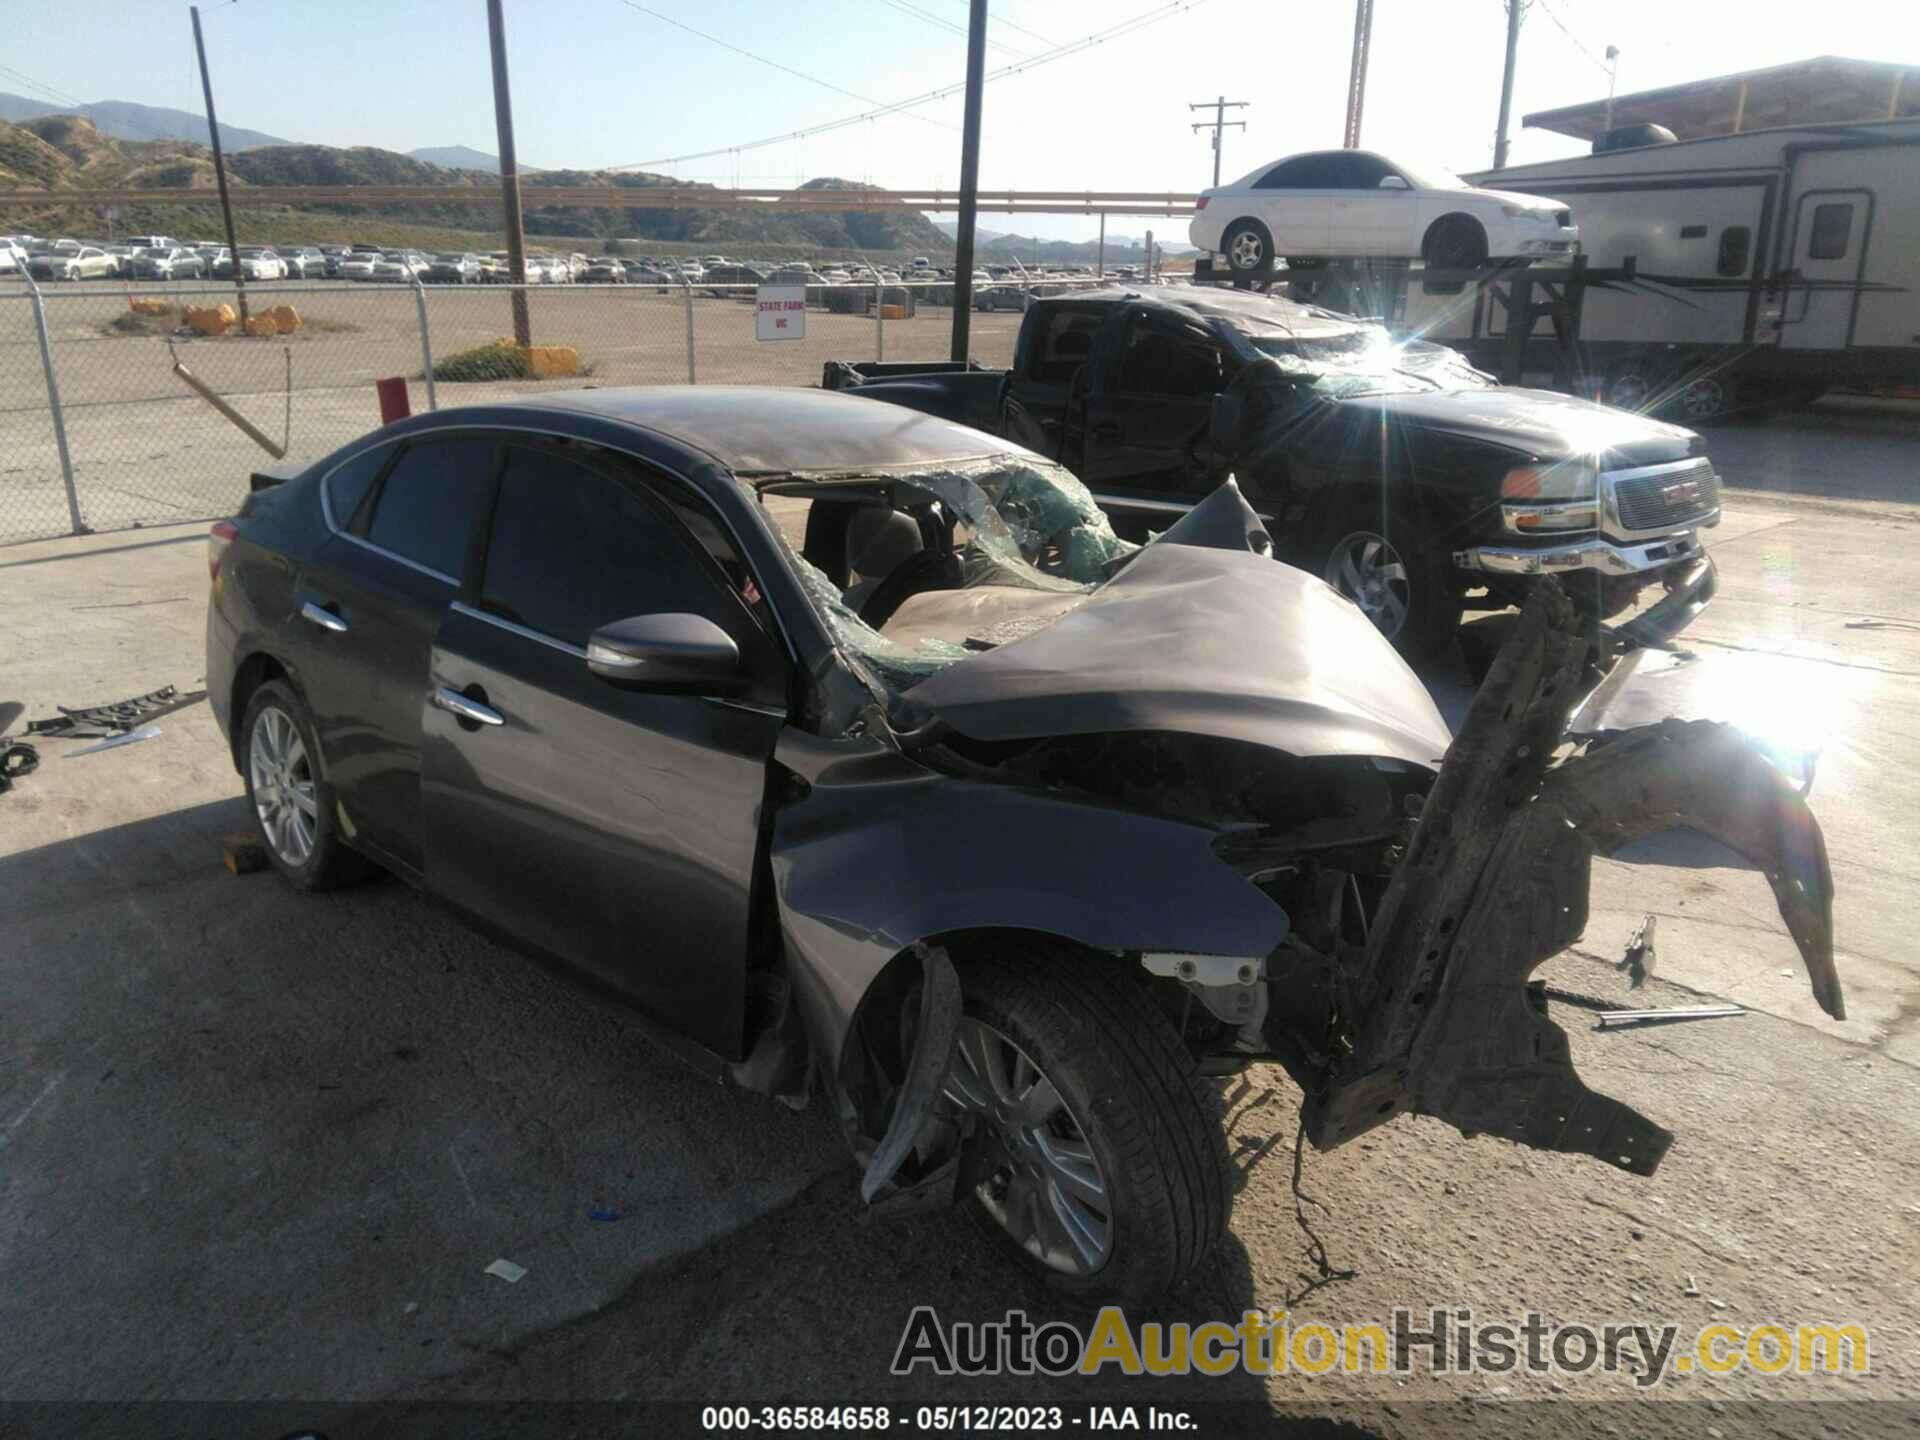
[240,680,372,892]
[1221,218,1274,274]
[1423,215,1489,271]
[1306,491,1462,668]
[949,945,1231,1305]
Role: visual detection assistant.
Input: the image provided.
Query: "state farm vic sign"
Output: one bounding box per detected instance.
[756,285,807,342]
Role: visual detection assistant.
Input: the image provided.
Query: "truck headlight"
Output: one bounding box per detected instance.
[1502,459,1599,532]
[1502,458,1597,501]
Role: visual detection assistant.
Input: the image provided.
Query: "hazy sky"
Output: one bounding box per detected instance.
[5,0,1916,239]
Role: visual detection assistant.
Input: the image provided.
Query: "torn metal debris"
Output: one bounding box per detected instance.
[1618,914,1658,989]
[1595,1005,1747,1030]
[26,684,205,740]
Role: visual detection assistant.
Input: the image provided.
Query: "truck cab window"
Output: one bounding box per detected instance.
[1029,308,1103,384]
[1114,321,1224,398]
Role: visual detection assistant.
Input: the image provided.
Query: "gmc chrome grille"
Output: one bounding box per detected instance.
[1609,459,1720,534]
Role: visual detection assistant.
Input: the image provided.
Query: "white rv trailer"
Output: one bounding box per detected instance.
[1401,67,1920,418]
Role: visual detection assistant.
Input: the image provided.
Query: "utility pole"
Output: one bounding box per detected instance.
[190,4,248,325]
[486,0,531,347]
[1492,0,1524,170]
[1189,96,1248,187]
[949,0,988,362]
[1343,0,1374,147]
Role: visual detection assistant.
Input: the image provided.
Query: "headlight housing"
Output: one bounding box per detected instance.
[1501,204,1553,221]
[1502,458,1598,501]
[1501,459,1599,533]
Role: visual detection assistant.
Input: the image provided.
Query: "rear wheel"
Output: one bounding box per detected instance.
[1221,219,1274,274]
[1309,493,1461,667]
[945,948,1230,1304]
[241,681,371,892]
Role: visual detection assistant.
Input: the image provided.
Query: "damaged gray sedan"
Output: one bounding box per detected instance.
[208,388,1839,1303]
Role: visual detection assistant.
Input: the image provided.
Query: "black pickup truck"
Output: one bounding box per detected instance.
[823,286,1720,662]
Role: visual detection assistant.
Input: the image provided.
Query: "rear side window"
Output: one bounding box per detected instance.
[1255,154,1339,189]
[361,435,498,579]
[478,446,750,650]
[1716,225,1751,277]
[323,444,391,528]
[1028,306,1104,384]
[1808,202,1853,260]
[1114,319,1224,398]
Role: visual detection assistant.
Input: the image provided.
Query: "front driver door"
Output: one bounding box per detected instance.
[421,439,791,1059]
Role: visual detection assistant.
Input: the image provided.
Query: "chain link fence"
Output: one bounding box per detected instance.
[0,272,1109,546]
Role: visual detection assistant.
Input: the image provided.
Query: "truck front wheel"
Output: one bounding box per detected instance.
[1309,494,1462,667]
[945,947,1231,1305]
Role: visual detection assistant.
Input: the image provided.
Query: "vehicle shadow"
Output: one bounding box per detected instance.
[0,795,839,1402]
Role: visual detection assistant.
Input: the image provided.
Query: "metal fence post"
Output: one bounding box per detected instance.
[23,273,86,536]
[875,273,884,362]
[412,273,438,411]
[683,278,697,384]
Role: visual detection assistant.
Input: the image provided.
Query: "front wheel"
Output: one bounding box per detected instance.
[944,948,1231,1304]
[1423,215,1489,271]
[1309,494,1462,667]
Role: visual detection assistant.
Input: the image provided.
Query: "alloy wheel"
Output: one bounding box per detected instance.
[1606,370,1654,414]
[944,1018,1112,1276]
[1325,530,1411,639]
[1679,376,1732,422]
[1228,229,1266,270]
[250,706,318,866]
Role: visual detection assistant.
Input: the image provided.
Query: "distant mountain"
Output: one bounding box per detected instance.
[0,120,956,257]
[410,145,501,173]
[0,91,287,150]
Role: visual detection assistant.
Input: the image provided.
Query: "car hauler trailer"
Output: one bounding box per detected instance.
[1399,109,1920,419]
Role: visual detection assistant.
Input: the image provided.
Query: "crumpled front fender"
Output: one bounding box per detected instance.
[1306,582,1840,1176]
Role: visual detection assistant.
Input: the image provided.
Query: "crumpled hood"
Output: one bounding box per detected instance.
[902,542,1452,769]
[1342,386,1697,465]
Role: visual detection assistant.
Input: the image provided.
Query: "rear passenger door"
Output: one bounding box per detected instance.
[1003,301,1106,458]
[1248,154,1337,258]
[299,433,500,876]
[421,439,790,1059]
[1081,308,1229,507]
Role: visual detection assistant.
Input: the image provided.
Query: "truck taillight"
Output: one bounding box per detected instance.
[208,520,238,582]
[1194,196,1209,212]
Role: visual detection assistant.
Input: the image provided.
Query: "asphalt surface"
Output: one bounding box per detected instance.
[2,402,1918,1434]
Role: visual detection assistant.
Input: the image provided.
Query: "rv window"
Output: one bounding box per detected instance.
[1808,204,1854,261]
[1717,226,1751,277]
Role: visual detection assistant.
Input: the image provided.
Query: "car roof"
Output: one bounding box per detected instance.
[490,386,1023,475]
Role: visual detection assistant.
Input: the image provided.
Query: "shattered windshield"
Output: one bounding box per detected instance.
[1240,324,1496,398]
[762,455,1138,692]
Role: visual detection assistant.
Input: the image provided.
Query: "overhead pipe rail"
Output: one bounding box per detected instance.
[0,184,1203,218]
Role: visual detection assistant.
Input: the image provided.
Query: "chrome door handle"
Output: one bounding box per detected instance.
[300,601,348,634]
[430,686,504,727]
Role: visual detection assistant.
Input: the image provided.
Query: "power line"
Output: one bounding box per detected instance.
[612,0,1212,171]
[940,0,1058,49]
[1531,0,1613,75]
[879,0,1030,58]
[614,2,955,130]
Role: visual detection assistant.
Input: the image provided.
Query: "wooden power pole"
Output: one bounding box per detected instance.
[486,0,532,346]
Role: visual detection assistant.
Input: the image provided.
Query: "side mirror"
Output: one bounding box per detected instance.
[1378,174,1410,191]
[587,613,743,694]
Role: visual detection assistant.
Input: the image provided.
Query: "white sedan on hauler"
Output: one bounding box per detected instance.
[1190,149,1577,273]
